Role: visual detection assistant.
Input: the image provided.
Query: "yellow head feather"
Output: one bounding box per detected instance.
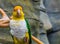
[14,6,22,11]
[12,6,24,20]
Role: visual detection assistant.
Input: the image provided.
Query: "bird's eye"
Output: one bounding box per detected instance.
[14,9,16,11]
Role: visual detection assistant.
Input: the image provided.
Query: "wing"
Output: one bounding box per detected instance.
[25,19,32,44]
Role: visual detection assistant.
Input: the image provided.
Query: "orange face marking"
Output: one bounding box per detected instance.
[14,6,22,11]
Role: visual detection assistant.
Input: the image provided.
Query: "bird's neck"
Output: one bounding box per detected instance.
[12,15,25,20]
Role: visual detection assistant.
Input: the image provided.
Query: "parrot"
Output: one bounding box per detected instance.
[10,6,31,44]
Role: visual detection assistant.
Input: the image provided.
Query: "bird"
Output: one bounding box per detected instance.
[10,6,31,44]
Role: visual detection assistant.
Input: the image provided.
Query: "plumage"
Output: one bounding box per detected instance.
[10,6,31,44]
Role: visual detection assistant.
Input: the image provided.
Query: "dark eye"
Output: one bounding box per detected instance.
[14,9,16,11]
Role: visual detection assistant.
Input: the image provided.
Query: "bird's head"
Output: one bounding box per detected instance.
[12,6,24,20]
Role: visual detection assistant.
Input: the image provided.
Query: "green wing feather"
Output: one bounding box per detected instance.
[25,19,32,44]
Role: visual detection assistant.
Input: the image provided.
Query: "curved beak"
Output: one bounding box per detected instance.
[17,9,21,17]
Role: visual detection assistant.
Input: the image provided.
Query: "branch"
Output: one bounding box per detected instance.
[32,35,44,44]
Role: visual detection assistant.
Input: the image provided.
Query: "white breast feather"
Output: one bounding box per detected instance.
[10,20,28,39]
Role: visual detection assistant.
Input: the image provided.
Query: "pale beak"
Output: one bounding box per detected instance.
[17,9,21,17]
